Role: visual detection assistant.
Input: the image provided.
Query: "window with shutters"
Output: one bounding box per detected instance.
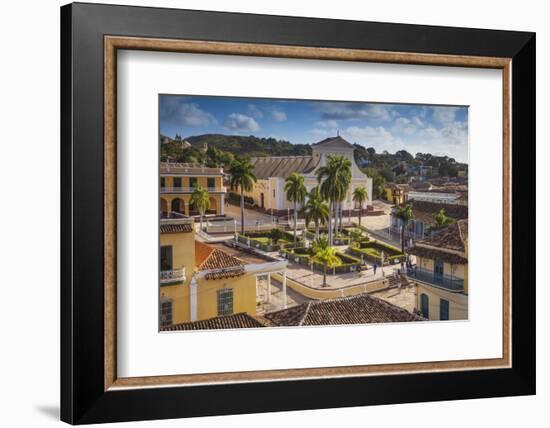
[217,288,233,316]
[160,298,173,327]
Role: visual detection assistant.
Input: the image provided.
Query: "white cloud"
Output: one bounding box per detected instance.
[418,121,468,146]
[270,110,287,121]
[343,126,403,151]
[314,119,338,128]
[247,104,263,119]
[392,117,417,135]
[316,102,393,121]
[160,99,216,127]
[223,113,260,132]
[432,106,460,124]
[310,127,337,138]
[412,116,424,127]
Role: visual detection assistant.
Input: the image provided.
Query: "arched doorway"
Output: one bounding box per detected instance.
[260,193,265,209]
[209,197,217,215]
[420,293,429,318]
[171,198,184,215]
[160,198,168,216]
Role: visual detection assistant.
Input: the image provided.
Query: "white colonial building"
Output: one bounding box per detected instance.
[245,136,373,217]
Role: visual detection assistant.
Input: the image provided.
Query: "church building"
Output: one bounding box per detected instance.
[245,136,373,216]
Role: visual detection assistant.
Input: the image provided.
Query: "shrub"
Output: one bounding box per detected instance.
[348,240,404,265]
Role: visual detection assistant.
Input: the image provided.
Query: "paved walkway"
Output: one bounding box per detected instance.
[279,260,402,290]
[256,276,312,313]
[224,203,275,225]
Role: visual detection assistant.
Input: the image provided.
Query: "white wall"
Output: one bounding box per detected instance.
[0,1,546,427]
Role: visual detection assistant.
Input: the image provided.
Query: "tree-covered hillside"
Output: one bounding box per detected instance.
[161,134,311,163]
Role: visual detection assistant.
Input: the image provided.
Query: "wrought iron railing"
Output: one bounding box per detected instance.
[160,267,186,284]
[407,267,464,291]
[160,186,226,193]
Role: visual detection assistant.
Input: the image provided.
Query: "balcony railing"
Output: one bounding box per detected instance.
[160,267,186,285]
[160,186,227,194]
[407,267,464,292]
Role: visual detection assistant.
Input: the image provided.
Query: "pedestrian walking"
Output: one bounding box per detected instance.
[373,263,377,276]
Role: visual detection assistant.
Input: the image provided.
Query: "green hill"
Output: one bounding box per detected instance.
[161,134,311,161]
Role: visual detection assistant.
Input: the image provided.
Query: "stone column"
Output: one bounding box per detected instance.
[220,193,225,215]
[266,274,271,303]
[189,277,198,321]
[282,271,287,309]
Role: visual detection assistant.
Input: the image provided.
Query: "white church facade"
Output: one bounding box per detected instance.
[245,136,373,217]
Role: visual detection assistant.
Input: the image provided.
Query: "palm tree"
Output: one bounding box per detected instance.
[312,236,341,287]
[284,173,308,245]
[228,159,257,234]
[431,208,455,232]
[393,204,414,254]
[352,187,369,227]
[190,186,211,234]
[303,187,329,239]
[316,154,352,245]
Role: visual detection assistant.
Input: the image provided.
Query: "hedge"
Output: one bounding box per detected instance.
[279,247,362,275]
[347,240,405,265]
[237,229,301,252]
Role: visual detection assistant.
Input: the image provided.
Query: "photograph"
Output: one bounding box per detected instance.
[158,95,469,331]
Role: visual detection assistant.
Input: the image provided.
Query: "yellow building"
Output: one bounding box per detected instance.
[160,162,226,217]
[246,136,373,217]
[407,219,468,321]
[384,183,410,205]
[159,217,287,328]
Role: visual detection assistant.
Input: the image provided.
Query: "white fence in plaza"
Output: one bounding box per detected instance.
[205,219,306,234]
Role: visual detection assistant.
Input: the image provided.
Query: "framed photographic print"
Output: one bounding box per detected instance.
[61,2,536,424]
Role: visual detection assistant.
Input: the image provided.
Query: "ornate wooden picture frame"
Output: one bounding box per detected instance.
[61,2,535,424]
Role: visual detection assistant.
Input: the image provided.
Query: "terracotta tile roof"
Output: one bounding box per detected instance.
[162,313,266,331]
[249,156,319,179]
[408,220,468,264]
[159,223,193,234]
[195,241,245,280]
[404,200,468,225]
[385,183,410,192]
[263,293,423,327]
[408,246,467,264]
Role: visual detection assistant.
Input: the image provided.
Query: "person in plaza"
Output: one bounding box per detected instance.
[373,263,377,276]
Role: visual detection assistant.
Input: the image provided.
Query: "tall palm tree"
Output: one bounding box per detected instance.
[190,186,211,234]
[228,159,257,234]
[393,204,414,254]
[312,236,341,287]
[316,154,352,245]
[284,173,308,244]
[303,187,329,239]
[352,187,369,227]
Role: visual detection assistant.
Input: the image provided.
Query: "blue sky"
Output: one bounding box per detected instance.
[160,95,469,163]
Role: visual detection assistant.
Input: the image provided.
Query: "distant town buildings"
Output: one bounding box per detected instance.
[384,182,468,206]
[390,200,468,241]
